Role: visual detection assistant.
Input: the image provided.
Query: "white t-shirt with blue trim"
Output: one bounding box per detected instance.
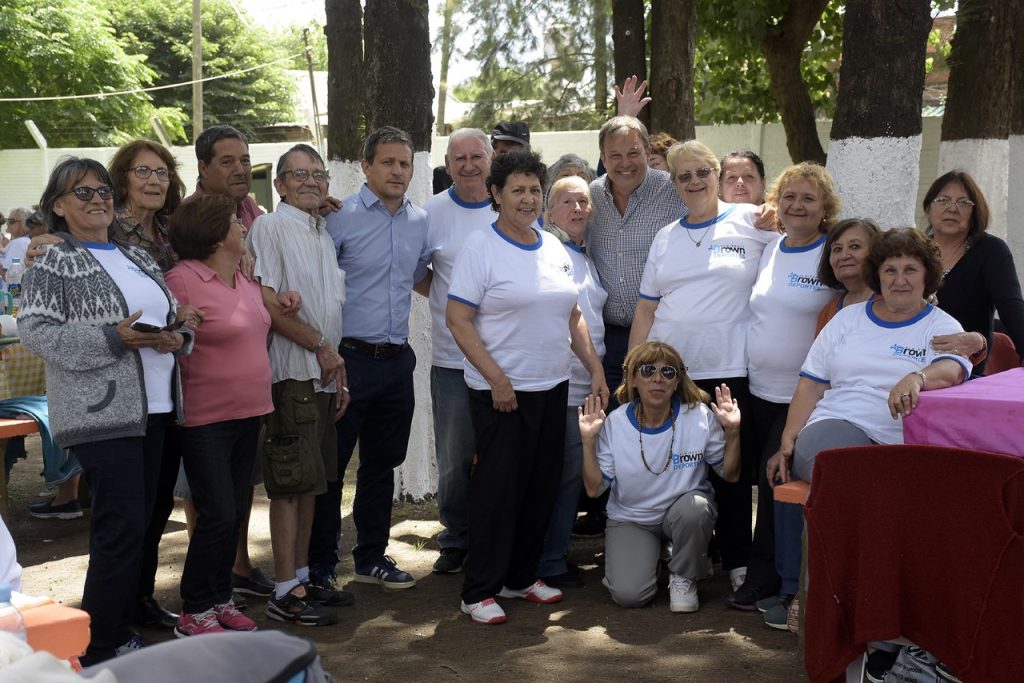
[448,224,578,392]
[747,235,835,403]
[598,398,726,525]
[564,242,607,407]
[800,301,972,444]
[638,204,779,380]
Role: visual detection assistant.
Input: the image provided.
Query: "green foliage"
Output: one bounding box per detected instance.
[0,0,158,148]
[274,22,329,72]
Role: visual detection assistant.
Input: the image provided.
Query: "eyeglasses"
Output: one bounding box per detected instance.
[130,166,170,181]
[65,186,115,201]
[637,364,679,380]
[931,196,975,211]
[675,167,713,184]
[281,169,330,183]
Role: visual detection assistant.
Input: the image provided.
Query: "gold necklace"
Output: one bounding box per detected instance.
[636,401,676,475]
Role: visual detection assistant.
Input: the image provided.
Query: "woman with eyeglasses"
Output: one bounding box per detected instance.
[578,341,740,612]
[19,157,192,665]
[923,170,1024,375]
[629,139,778,598]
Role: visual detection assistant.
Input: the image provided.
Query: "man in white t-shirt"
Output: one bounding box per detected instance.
[417,128,497,574]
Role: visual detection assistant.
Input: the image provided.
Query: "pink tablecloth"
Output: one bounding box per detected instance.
[903,367,1024,458]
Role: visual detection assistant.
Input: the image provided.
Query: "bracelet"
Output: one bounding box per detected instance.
[312,334,326,351]
[914,370,927,388]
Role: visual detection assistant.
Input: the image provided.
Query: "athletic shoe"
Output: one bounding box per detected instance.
[214,601,257,631]
[756,594,783,613]
[266,588,338,626]
[432,548,468,574]
[864,648,900,683]
[231,592,248,611]
[728,567,747,593]
[460,598,507,625]
[302,579,354,607]
[29,498,83,520]
[723,581,777,612]
[114,634,145,657]
[668,574,699,613]
[231,567,274,597]
[174,609,227,638]
[570,512,606,538]
[497,580,563,604]
[762,594,795,631]
[354,556,417,589]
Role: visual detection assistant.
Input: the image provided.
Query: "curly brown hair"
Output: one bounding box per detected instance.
[616,341,709,408]
[863,228,944,298]
[765,162,840,234]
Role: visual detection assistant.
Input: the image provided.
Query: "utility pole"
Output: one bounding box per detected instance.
[192,0,203,140]
[304,28,324,154]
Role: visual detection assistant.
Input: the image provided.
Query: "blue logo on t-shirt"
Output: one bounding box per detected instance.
[707,244,746,260]
[127,264,149,278]
[890,343,927,362]
[788,272,824,290]
[672,451,704,470]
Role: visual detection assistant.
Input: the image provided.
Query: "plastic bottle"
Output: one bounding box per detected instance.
[6,258,23,315]
[0,583,26,641]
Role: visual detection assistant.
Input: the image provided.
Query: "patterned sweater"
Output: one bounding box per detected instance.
[19,232,192,448]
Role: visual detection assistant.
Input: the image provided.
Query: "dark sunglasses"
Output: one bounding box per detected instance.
[66,186,114,201]
[130,166,170,181]
[675,167,713,184]
[638,364,679,380]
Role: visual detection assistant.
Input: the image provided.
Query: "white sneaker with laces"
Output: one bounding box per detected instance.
[668,574,699,613]
[497,580,563,604]
[461,598,507,624]
[729,567,747,593]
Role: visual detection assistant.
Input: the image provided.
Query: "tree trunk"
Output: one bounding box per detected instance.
[364,0,435,152]
[826,0,932,227]
[435,0,458,135]
[761,0,828,164]
[939,0,1015,240]
[1005,0,1024,273]
[611,0,649,128]
[649,0,695,140]
[325,0,364,161]
[593,0,610,115]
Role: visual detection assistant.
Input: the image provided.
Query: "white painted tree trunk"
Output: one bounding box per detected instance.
[325,153,438,502]
[1009,134,1024,283]
[938,139,1010,242]
[826,135,922,228]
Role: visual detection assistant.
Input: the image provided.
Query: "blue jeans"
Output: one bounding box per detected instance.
[179,417,260,613]
[309,344,416,573]
[538,407,584,577]
[75,413,169,667]
[431,365,475,551]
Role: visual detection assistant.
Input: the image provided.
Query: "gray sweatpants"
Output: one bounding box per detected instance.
[603,490,717,608]
[793,418,875,483]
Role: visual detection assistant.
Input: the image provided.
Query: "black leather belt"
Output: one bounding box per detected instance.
[340,338,408,360]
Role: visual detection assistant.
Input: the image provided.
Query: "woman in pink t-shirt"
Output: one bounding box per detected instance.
[164,194,291,637]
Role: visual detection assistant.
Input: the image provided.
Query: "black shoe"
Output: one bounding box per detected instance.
[864,648,900,683]
[303,579,355,607]
[571,512,606,538]
[539,571,585,589]
[29,498,83,520]
[231,592,248,611]
[432,548,468,574]
[723,581,778,612]
[231,567,274,597]
[133,595,178,630]
[266,587,338,626]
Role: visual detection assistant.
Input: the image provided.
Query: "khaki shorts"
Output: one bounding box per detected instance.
[262,379,338,499]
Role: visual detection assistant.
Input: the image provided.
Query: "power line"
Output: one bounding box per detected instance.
[0,53,304,103]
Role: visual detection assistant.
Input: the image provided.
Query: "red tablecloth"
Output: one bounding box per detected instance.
[903,367,1024,458]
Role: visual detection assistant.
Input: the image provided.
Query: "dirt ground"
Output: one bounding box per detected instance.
[7,438,807,682]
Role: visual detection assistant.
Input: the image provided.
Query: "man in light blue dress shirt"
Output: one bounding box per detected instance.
[311,127,431,590]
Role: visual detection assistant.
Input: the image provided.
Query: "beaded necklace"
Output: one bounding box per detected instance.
[636,401,676,475]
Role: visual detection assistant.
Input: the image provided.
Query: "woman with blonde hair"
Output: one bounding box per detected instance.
[579,340,740,613]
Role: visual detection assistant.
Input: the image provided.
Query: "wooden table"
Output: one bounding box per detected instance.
[0,417,41,519]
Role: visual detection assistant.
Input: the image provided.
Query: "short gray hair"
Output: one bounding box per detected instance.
[7,207,33,223]
[599,116,650,154]
[547,154,596,186]
[447,128,492,158]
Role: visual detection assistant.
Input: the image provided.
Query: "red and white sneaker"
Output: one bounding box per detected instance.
[215,600,258,631]
[497,580,563,604]
[174,609,227,638]
[460,598,507,625]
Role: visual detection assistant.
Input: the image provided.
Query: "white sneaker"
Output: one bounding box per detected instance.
[668,574,699,613]
[497,580,563,604]
[461,598,507,624]
[729,567,747,593]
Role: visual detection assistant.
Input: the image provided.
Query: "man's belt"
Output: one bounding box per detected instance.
[340,338,408,360]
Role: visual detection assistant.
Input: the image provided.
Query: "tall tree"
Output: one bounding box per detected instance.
[649,0,696,139]
[612,0,649,128]
[593,0,611,115]
[326,0,364,160]
[1008,0,1024,271]
[826,0,933,227]
[939,0,1016,240]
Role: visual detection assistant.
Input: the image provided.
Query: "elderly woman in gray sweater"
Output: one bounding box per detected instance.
[20,157,192,666]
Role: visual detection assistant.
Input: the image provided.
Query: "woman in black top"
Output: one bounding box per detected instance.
[923,170,1024,375]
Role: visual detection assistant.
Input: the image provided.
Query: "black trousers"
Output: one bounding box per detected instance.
[462,382,568,604]
[743,395,787,594]
[695,376,756,572]
[136,424,182,603]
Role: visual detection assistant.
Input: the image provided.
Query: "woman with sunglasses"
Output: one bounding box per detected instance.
[630,139,778,597]
[19,157,192,665]
[579,341,740,612]
[922,170,1024,375]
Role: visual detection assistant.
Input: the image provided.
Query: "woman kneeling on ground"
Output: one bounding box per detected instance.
[579,341,740,613]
